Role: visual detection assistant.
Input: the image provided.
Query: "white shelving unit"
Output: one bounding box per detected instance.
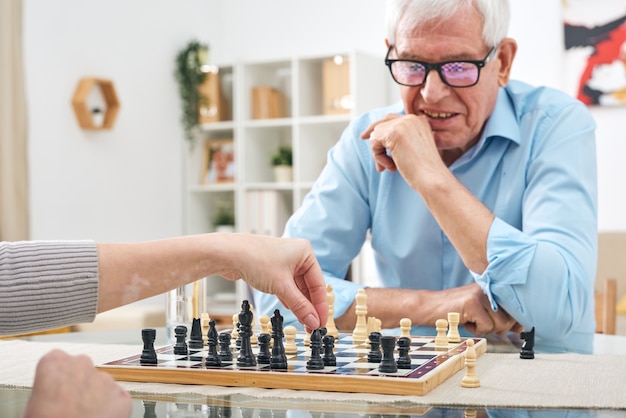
[182,51,389,319]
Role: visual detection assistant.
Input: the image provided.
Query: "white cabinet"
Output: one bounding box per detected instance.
[183,51,389,319]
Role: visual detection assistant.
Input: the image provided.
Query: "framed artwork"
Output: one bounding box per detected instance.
[202,139,235,184]
[563,0,626,106]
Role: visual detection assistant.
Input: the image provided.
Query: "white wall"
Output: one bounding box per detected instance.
[507,0,626,232]
[23,1,626,288]
[24,0,217,242]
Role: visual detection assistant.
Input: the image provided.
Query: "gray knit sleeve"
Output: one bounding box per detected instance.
[0,240,99,335]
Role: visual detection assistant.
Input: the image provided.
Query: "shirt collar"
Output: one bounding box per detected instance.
[451,87,520,167]
[481,87,521,146]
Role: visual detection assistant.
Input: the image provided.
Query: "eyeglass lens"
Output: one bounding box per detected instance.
[391,61,480,87]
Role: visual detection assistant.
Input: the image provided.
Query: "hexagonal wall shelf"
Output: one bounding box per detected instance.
[71,77,120,130]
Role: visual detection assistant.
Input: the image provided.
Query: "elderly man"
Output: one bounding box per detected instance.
[256,0,597,354]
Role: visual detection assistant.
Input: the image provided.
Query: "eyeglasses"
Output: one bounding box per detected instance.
[384,45,498,88]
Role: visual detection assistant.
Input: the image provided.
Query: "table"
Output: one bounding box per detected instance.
[1,331,625,417]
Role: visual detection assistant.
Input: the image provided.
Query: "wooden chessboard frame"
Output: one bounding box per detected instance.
[98,334,487,396]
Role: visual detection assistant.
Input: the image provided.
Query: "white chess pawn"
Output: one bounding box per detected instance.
[231,313,239,341]
[284,325,298,354]
[400,317,412,339]
[435,318,449,349]
[461,339,480,388]
[260,314,271,335]
[447,312,461,343]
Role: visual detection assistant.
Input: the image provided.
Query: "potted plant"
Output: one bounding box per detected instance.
[213,199,235,232]
[174,39,209,145]
[271,145,293,182]
[91,107,104,127]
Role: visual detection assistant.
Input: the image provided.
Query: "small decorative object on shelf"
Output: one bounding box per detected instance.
[271,146,293,183]
[174,39,210,144]
[251,86,286,119]
[91,107,104,127]
[323,55,352,115]
[202,139,235,184]
[198,66,230,124]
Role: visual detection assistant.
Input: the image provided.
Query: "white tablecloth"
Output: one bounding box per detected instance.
[1,339,625,410]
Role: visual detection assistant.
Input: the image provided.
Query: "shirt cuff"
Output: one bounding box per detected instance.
[471,217,536,311]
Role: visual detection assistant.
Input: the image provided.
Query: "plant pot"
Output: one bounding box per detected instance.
[92,112,104,127]
[273,165,293,183]
[215,225,235,233]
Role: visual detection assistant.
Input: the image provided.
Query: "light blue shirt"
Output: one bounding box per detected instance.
[254,80,598,354]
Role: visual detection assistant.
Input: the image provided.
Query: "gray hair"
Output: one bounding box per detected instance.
[386,0,510,48]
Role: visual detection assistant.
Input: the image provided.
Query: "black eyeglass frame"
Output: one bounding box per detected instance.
[384,45,498,88]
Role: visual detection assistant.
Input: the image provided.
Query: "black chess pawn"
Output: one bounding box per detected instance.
[205,319,222,367]
[218,331,233,361]
[396,336,412,369]
[367,331,382,363]
[236,300,257,367]
[520,326,535,359]
[322,334,336,367]
[378,335,397,373]
[306,329,325,370]
[140,328,158,365]
[173,325,188,355]
[257,333,271,364]
[188,317,204,349]
[270,309,288,369]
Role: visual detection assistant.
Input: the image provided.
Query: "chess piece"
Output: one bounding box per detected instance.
[400,317,412,339]
[322,334,337,366]
[205,319,221,367]
[306,329,325,370]
[188,317,204,349]
[140,328,158,365]
[260,314,271,335]
[520,327,535,359]
[236,300,257,367]
[325,284,339,340]
[218,332,233,361]
[435,318,449,349]
[231,313,239,344]
[249,304,258,346]
[352,288,368,345]
[378,335,397,373]
[396,336,412,369]
[173,325,188,355]
[447,312,461,343]
[257,333,271,364]
[367,331,382,363]
[270,309,288,369]
[461,339,480,388]
[304,329,311,346]
[366,317,382,343]
[284,325,298,354]
[201,312,211,345]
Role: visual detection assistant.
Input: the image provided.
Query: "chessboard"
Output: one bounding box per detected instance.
[98,331,486,396]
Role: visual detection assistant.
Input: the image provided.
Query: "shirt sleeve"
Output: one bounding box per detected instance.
[0,240,99,335]
[472,99,598,345]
